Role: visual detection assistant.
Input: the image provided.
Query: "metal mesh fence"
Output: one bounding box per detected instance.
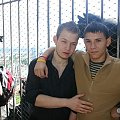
[0,0,120,119]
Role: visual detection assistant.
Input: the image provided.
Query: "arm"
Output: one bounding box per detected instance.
[26,59,93,113]
[34,47,55,77]
[69,111,77,120]
[34,49,83,78]
[35,94,93,113]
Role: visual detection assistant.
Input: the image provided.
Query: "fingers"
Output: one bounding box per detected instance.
[34,68,40,77]
[78,97,93,113]
[40,70,46,78]
[74,101,93,113]
[71,104,93,114]
[39,67,48,78]
[78,103,93,113]
[45,67,48,78]
[34,68,45,78]
[70,94,93,113]
[81,100,93,106]
[75,94,93,106]
[78,105,93,113]
[74,94,85,98]
[34,62,48,78]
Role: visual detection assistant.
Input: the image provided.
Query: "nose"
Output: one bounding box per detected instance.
[66,43,71,51]
[91,42,96,49]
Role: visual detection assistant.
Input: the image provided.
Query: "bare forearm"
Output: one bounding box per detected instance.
[35,94,93,113]
[35,94,68,108]
[41,47,55,57]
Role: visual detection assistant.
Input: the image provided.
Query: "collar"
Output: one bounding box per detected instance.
[47,53,54,62]
[47,53,74,66]
[82,52,114,67]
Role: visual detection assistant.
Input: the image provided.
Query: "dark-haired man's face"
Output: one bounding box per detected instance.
[84,32,111,62]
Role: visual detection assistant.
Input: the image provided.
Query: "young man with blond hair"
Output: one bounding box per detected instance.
[25,21,93,120]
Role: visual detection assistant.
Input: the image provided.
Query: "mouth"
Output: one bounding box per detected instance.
[63,52,70,55]
[91,51,98,54]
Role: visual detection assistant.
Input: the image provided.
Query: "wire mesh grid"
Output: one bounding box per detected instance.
[0,0,120,119]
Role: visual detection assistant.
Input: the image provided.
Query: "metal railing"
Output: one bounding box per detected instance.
[0,0,120,119]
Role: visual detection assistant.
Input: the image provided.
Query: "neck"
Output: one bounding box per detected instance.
[52,51,68,78]
[90,53,107,63]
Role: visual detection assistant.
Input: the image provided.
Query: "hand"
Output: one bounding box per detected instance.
[66,94,93,113]
[34,61,48,78]
[111,107,120,119]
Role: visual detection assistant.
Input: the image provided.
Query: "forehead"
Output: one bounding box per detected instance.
[84,32,106,39]
[59,29,78,42]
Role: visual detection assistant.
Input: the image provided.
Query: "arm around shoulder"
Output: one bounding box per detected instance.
[34,47,55,78]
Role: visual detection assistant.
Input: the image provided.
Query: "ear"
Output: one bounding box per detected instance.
[53,35,58,45]
[106,37,111,47]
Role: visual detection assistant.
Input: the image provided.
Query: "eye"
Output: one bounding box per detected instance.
[62,40,66,43]
[71,43,77,46]
[96,39,101,42]
[85,40,91,43]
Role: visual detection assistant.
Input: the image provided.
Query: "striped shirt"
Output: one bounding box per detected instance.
[89,61,105,79]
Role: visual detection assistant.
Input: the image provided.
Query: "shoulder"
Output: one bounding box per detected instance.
[75,50,85,55]
[113,57,120,64]
[111,57,120,69]
[72,50,85,61]
[29,58,38,68]
[111,56,120,62]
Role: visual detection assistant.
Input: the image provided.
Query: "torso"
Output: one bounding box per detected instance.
[31,57,77,120]
[74,52,120,120]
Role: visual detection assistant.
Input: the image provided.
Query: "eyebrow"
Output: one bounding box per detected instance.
[84,37,103,40]
[61,38,77,43]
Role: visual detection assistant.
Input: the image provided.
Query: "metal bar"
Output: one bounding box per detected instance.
[0,0,21,5]
[37,0,39,57]
[2,0,5,66]
[18,0,21,79]
[101,0,103,21]
[0,0,4,114]
[9,1,14,119]
[17,0,21,119]
[72,0,74,21]
[47,0,50,47]
[10,0,13,74]
[86,0,88,24]
[117,0,120,58]
[59,0,61,24]
[27,0,29,64]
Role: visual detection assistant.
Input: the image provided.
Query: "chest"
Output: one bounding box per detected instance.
[76,65,120,99]
[39,65,76,98]
[74,57,120,97]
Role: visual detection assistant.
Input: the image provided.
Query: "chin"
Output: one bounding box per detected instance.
[62,56,69,60]
[90,56,99,61]
[62,54,70,59]
[90,54,99,58]
[63,57,69,60]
